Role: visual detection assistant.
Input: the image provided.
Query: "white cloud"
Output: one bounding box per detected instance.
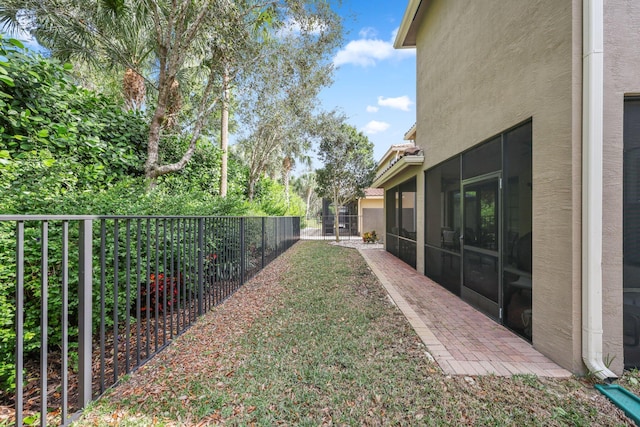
[377,95,413,112]
[390,28,400,42]
[362,120,390,134]
[333,27,415,67]
[359,27,378,39]
[366,105,379,113]
[333,39,395,67]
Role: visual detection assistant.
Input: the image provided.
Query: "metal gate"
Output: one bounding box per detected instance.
[300,215,362,240]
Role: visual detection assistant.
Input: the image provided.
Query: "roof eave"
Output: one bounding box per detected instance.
[377,143,415,166]
[394,0,423,49]
[404,123,417,140]
[372,155,424,188]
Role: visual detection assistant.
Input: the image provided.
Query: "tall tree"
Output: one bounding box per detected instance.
[315,116,376,242]
[235,14,341,200]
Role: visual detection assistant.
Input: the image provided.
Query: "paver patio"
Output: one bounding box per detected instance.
[357,247,571,378]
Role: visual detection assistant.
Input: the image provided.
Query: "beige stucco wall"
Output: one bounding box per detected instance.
[358,197,384,235]
[602,0,640,374]
[358,198,383,214]
[414,0,583,371]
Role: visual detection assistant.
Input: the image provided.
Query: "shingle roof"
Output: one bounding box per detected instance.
[364,188,384,197]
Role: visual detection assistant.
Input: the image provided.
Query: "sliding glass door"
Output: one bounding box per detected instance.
[624,97,640,368]
[423,120,532,339]
[461,176,501,318]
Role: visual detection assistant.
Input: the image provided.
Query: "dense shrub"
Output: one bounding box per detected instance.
[157,135,222,196]
[0,36,148,214]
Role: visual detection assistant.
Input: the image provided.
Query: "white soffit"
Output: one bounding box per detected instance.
[394,0,427,49]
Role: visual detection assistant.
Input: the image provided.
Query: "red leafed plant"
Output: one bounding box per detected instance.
[140,273,180,313]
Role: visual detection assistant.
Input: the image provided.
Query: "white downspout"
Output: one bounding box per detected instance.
[582,0,617,380]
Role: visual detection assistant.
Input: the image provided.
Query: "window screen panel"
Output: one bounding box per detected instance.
[462,137,501,179]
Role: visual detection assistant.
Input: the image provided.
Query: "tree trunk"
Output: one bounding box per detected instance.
[248,177,256,201]
[122,68,145,111]
[144,53,170,184]
[220,64,230,198]
[165,80,182,129]
[145,97,166,183]
[283,156,292,211]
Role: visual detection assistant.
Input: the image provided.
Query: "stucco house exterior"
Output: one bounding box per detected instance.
[357,188,384,238]
[373,0,640,376]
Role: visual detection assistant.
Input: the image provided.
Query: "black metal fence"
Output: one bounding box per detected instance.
[0,215,299,426]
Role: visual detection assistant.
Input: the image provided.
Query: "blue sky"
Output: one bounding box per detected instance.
[320,0,416,164]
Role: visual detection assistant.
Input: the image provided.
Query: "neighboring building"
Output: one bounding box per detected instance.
[358,188,384,238]
[374,0,640,376]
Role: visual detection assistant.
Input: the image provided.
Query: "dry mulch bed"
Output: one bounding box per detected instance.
[77,244,293,426]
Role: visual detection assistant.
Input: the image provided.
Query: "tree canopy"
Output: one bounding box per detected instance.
[0,36,308,218]
[315,116,377,240]
[0,0,343,186]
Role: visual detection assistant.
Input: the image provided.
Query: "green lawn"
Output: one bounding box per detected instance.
[76,241,632,426]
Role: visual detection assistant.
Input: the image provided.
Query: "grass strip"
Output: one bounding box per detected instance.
[77,241,632,426]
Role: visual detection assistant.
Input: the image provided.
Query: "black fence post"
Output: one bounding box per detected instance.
[113,219,119,384]
[261,217,265,269]
[240,217,246,285]
[197,218,204,316]
[275,219,279,257]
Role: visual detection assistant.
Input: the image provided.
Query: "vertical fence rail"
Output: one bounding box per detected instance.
[198,219,204,316]
[0,215,299,426]
[99,220,106,395]
[169,219,175,340]
[15,221,24,427]
[78,219,93,408]
[240,218,245,286]
[126,218,135,374]
[135,219,142,367]
[61,221,69,425]
[113,219,119,385]
[40,221,48,427]
[154,218,159,354]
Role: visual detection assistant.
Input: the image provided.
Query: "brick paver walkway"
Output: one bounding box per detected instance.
[359,249,571,378]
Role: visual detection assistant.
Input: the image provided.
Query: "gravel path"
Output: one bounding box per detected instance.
[329,240,383,250]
